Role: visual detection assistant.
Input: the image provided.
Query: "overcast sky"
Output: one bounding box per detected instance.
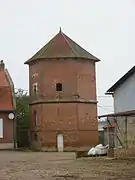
[0,0,135,115]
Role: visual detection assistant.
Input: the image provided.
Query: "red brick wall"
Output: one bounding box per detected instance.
[30,103,78,133]
[76,60,96,100]
[29,58,98,150]
[29,59,96,99]
[30,102,98,149]
[78,103,97,130]
[0,112,13,143]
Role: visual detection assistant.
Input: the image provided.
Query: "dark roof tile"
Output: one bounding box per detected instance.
[25,30,100,64]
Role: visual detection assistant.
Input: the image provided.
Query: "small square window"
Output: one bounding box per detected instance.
[56,83,62,91]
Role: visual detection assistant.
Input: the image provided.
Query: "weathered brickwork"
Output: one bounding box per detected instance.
[0,112,13,143]
[26,31,99,151]
[28,59,98,150]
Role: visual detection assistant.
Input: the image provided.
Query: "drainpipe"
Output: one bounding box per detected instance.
[13,111,17,149]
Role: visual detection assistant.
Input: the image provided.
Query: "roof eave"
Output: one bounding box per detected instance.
[105,85,118,94]
[105,91,114,95]
[98,110,135,118]
[0,109,16,112]
[24,56,101,65]
[105,66,135,95]
[94,58,100,62]
[24,59,31,65]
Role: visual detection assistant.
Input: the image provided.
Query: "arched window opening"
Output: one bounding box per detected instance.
[34,110,37,127]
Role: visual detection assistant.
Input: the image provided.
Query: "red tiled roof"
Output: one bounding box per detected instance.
[0,87,13,110]
[0,67,15,111]
[0,70,9,86]
[25,29,100,64]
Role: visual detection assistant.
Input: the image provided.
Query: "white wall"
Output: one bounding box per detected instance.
[114,72,135,113]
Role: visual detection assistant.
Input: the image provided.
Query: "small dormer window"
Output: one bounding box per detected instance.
[33,83,38,95]
[56,83,62,91]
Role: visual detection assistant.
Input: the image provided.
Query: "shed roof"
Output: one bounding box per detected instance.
[98,110,135,118]
[106,66,135,94]
[25,29,100,64]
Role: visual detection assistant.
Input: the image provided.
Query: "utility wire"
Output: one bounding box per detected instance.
[98,105,114,112]
[97,96,112,98]
[98,104,113,108]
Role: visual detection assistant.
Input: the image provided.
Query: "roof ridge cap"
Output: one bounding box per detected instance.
[35,35,56,59]
[62,33,98,60]
[61,32,79,57]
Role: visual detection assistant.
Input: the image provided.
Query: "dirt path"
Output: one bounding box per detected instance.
[0,151,135,179]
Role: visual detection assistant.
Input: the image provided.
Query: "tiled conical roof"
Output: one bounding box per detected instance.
[25,29,100,64]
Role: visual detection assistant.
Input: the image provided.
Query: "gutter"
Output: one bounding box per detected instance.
[0,109,15,112]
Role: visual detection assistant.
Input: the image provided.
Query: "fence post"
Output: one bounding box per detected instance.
[124,116,128,148]
[114,117,117,148]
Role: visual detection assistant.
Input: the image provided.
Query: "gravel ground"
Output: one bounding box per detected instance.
[0,151,135,180]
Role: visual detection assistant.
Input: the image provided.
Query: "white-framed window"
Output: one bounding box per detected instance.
[0,118,3,138]
[33,83,38,95]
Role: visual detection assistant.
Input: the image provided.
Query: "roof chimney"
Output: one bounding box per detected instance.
[0,60,5,70]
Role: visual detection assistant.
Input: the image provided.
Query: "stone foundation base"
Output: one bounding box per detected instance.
[31,144,90,152]
[114,147,135,158]
[0,143,14,150]
[108,148,114,158]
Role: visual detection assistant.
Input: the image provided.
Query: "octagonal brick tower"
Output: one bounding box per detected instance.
[25,29,100,151]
